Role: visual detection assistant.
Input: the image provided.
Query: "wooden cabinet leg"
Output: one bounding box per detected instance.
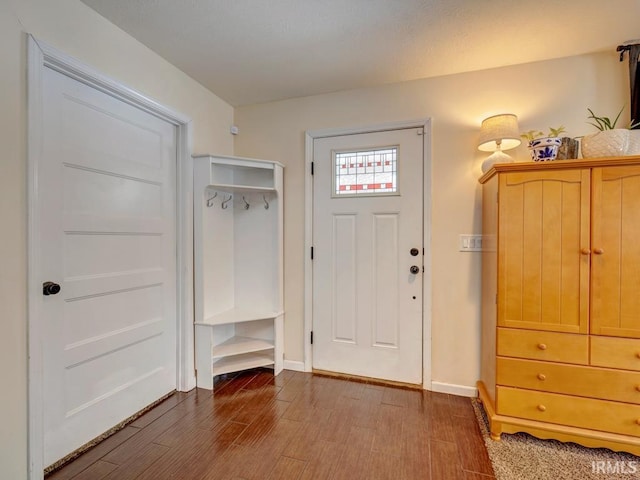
[489,420,502,441]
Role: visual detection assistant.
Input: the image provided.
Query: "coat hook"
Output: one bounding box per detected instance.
[242,196,250,210]
[221,194,233,209]
[206,191,218,207]
[263,195,270,210]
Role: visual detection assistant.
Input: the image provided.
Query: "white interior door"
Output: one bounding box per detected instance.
[312,128,424,384]
[40,67,178,466]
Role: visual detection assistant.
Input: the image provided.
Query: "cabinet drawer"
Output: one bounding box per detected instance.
[592,336,640,372]
[497,328,588,364]
[497,357,640,404]
[497,386,640,437]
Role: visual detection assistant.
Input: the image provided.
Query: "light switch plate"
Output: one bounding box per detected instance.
[459,234,483,252]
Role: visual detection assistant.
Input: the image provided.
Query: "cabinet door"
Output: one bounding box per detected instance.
[498,169,590,333]
[591,166,640,338]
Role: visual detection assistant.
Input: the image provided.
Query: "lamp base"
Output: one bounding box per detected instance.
[481,150,514,173]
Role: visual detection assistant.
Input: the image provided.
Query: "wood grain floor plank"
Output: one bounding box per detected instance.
[297,440,344,480]
[430,440,465,480]
[328,425,376,480]
[371,403,404,456]
[430,393,457,442]
[359,451,406,480]
[402,415,430,460]
[265,456,307,480]
[451,413,495,476]
[464,472,496,480]
[70,460,117,480]
[132,428,218,480]
[101,404,195,465]
[198,443,245,480]
[162,421,247,480]
[330,443,368,480]
[52,372,495,480]
[242,370,282,392]
[100,443,169,480]
[134,420,246,480]
[46,426,140,480]
[361,384,385,404]
[152,390,223,446]
[448,394,476,419]
[381,385,414,407]
[231,386,279,424]
[233,409,279,447]
[316,405,355,444]
[129,390,195,429]
[402,452,432,480]
[282,398,331,424]
[281,421,323,461]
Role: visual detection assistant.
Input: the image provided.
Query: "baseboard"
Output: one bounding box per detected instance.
[283,360,306,372]
[430,381,478,398]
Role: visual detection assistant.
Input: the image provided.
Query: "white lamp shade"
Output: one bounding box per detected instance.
[478,113,521,152]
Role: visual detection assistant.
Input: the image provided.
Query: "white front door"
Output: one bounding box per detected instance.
[312,128,424,384]
[40,67,178,466]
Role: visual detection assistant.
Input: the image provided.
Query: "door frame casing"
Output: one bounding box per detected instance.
[27,35,195,479]
[304,119,433,388]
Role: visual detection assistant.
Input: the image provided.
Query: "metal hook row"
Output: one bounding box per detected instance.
[206,191,271,210]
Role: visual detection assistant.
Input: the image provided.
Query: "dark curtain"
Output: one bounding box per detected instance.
[632,45,640,128]
[622,44,640,129]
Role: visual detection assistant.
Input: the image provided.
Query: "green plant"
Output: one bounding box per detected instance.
[520,126,566,143]
[587,107,640,130]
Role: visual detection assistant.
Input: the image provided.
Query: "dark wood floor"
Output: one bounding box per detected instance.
[47,369,495,480]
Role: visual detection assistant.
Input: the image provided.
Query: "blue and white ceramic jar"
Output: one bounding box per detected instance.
[528,137,562,161]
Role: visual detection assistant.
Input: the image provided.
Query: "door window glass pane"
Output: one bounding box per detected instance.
[334,147,398,196]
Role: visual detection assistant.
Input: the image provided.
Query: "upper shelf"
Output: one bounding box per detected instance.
[208,183,276,194]
[194,154,282,191]
[196,308,284,326]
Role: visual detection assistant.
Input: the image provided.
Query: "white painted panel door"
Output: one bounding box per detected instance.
[312,128,424,384]
[40,67,177,466]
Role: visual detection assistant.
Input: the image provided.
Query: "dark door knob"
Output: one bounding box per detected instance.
[410,248,420,256]
[410,265,420,274]
[43,281,61,296]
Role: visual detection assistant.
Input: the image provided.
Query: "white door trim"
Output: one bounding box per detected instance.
[304,119,433,388]
[27,35,195,480]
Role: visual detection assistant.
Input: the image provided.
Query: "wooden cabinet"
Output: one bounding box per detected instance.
[497,169,590,334]
[591,165,640,338]
[479,156,640,455]
[193,155,284,390]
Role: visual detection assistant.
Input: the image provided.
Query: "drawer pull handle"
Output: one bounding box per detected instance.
[636,353,640,360]
[537,343,547,351]
[636,419,640,426]
[636,385,640,392]
[537,404,547,412]
[537,373,546,381]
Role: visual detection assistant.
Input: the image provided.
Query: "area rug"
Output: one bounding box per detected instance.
[472,399,640,479]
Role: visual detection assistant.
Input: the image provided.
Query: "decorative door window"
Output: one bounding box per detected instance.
[333,146,398,197]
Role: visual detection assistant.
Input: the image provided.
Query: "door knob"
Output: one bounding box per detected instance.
[410,248,420,256]
[43,281,61,296]
[410,265,420,274]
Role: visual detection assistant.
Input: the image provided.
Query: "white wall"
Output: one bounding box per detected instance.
[0,1,234,478]
[234,52,629,389]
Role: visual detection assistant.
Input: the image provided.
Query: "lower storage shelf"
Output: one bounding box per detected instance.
[195,315,283,390]
[212,351,275,376]
[212,336,274,359]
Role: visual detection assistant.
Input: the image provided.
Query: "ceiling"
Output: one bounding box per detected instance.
[80,0,640,106]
